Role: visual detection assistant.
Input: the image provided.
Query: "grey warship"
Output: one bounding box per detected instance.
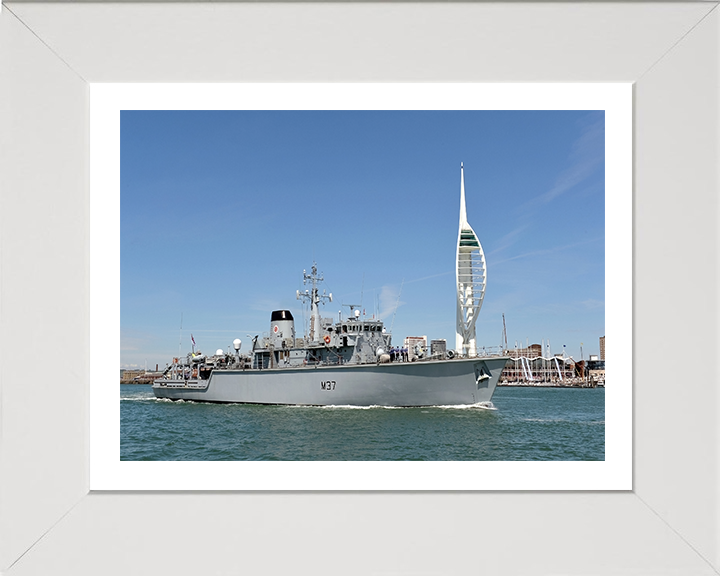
[153,263,508,406]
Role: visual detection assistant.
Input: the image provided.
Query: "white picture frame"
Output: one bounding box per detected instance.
[1,2,718,574]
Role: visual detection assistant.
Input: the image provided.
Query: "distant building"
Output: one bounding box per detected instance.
[506,344,542,358]
[497,337,605,386]
[501,344,574,383]
[120,369,144,383]
[120,368,163,384]
[586,357,606,384]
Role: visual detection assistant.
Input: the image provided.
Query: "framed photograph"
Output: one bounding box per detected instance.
[92,83,631,492]
[2,2,718,574]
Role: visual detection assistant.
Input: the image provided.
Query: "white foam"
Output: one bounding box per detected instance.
[147,397,198,404]
[321,404,402,410]
[435,401,497,411]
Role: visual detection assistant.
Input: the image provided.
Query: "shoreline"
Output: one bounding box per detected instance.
[498,383,604,389]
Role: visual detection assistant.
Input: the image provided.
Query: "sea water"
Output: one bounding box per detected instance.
[120,384,604,461]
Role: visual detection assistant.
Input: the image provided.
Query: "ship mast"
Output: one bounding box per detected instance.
[502,313,508,352]
[297,263,332,343]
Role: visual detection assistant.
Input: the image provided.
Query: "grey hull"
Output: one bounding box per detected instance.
[152,357,508,406]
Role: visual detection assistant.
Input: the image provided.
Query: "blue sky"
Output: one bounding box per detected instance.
[121,110,604,369]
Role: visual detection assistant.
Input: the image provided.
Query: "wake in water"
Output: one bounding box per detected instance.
[121,396,497,411]
[436,401,496,410]
[123,397,199,404]
[286,401,497,411]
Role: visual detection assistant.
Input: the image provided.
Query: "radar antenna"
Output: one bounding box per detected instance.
[342,303,362,317]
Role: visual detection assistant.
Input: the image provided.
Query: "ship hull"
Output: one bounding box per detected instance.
[152,357,508,406]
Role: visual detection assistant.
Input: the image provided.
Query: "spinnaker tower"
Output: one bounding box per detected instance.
[455,163,487,357]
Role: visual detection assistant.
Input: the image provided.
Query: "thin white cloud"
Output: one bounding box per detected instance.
[378,284,405,322]
[527,113,604,207]
[491,236,603,266]
[404,271,453,285]
[249,298,282,313]
[487,225,529,257]
[338,271,453,304]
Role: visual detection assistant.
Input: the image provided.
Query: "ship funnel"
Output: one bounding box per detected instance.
[270,310,295,348]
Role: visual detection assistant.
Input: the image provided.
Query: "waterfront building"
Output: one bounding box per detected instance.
[586,356,606,384]
[501,344,575,384]
[120,369,144,382]
[499,342,605,386]
[120,369,163,384]
[455,163,487,357]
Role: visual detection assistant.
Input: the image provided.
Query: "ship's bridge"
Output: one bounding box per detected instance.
[333,319,385,334]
